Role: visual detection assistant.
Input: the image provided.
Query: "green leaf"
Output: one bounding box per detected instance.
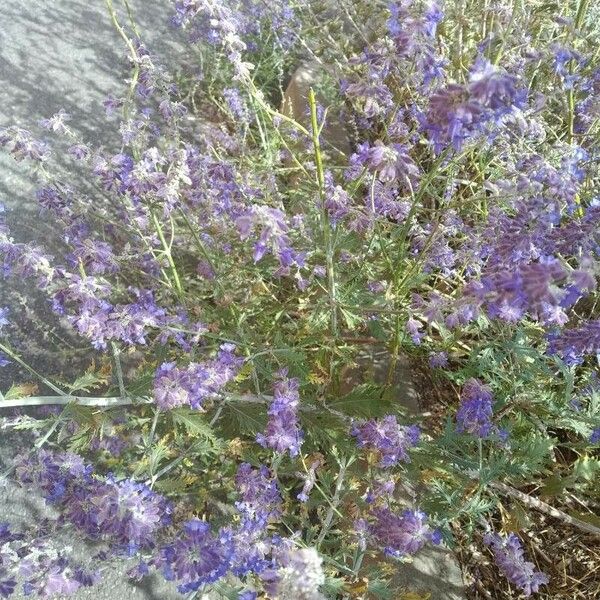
[573,456,600,482]
[62,403,98,426]
[327,383,392,418]
[68,371,108,393]
[339,307,363,330]
[367,318,388,342]
[3,383,38,401]
[539,473,573,498]
[171,408,222,450]
[151,440,171,469]
[567,511,600,529]
[219,401,267,438]
[504,501,532,532]
[153,478,191,494]
[301,409,348,446]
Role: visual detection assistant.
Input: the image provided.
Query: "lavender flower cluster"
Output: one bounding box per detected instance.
[0,522,97,598]
[456,378,496,438]
[366,507,441,559]
[351,415,420,467]
[484,533,549,597]
[13,450,172,552]
[153,343,243,410]
[257,370,303,456]
[152,463,326,596]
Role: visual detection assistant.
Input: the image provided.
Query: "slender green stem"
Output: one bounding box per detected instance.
[566,0,589,143]
[111,341,127,397]
[147,408,161,449]
[0,343,67,396]
[308,88,338,339]
[352,546,366,577]
[316,457,349,548]
[122,0,140,37]
[241,75,310,136]
[105,0,139,118]
[151,210,184,297]
[492,0,519,66]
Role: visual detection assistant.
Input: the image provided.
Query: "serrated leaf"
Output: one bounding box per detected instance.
[503,502,531,532]
[573,456,600,482]
[367,318,388,341]
[3,383,39,400]
[234,362,253,382]
[147,439,171,475]
[327,383,392,417]
[308,372,328,385]
[154,477,191,494]
[539,473,572,498]
[171,408,221,449]
[339,307,363,330]
[10,415,49,431]
[567,510,600,529]
[62,403,97,426]
[68,371,108,393]
[220,402,267,437]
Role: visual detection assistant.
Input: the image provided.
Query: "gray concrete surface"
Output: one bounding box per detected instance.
[0,2,465,598]
[0,0,186,390]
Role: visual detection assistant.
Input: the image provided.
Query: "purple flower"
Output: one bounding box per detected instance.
[103,95,123,115]
[547,320,600,365]
[0,524,97,600]
[422,83,481,151]
[324,177,350,222]
[350,141,419,185]
[223,87,249,124]
[69,239,119,275]
[484,533,549,596]
[590,428,600,444]
[456,378,495,438]
[13,451,170,550]
[153,345,242,411]
[153,362,192,410]
[423,2,444,37]
[236,206,302,272]
[468,60,519,110]
[36,186,72,216]
[257,371,303,456]
[0,575,16,598]
[406,317,424,344]
[369,507,439,558]
[156,519,229,593]
[68,144,90,159]
[351,415,420,467]
[429,351,448,368]
[94,478,172,549]
[39,109,71,134]
[0,307,8,329]
[234,463,282,527]
[0,126,49,161]
[422,60,521,152]
[364,478,396,504]
[262,547,325,600]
